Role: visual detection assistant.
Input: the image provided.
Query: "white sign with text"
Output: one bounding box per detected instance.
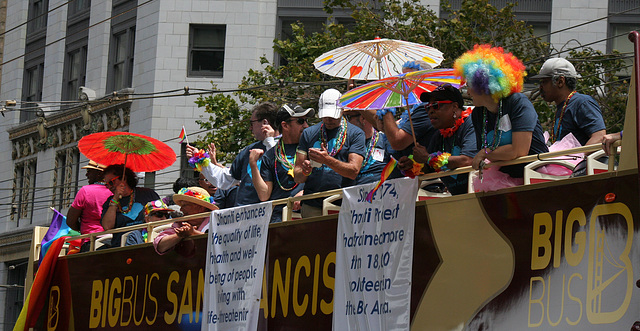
[202,202,271,331]
[333,177,418,331]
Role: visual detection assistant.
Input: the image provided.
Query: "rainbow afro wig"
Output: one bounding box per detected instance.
[453,44,525,102]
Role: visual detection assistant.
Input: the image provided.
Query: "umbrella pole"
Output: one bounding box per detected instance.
[405,96,418,147]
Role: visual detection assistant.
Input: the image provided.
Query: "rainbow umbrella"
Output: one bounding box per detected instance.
[313,37,444,81]
[339,69,462,145]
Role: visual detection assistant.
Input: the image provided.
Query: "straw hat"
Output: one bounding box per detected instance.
[81,160,106,171]
[172,187,218,210]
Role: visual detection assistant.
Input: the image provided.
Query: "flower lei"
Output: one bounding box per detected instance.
[177,187,215,204]
[550,91,577,144]
[274,140,299,191]
[188,149,211,172]
[481,100,503,153]
[440,108,472,138]
[427,152,451,172]
[362,130,380,167]
[321,117,348,156]
[401,155,424,178]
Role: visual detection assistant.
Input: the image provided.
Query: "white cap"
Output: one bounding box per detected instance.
[318,88,342,119]
[531,58,581,79]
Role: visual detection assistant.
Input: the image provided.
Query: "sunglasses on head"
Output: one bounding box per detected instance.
[427,100,454,111]
[287,117,308,125]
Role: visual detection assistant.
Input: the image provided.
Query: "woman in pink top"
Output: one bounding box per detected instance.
[66,160,113,252]
[154,186,218,255]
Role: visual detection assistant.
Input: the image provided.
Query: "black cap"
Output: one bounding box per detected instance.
[420,84,464,109]
[276,104,315,130]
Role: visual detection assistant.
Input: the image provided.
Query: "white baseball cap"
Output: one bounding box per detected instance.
[531,58,581,79]
[318,88,343,119]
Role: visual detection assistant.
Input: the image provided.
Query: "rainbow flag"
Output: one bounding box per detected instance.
[39,209,75,264]
[365,157,398,202]
[13,236,68,331]
[178,126,187,143]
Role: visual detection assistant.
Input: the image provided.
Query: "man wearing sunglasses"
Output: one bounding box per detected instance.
[294,89,366,217]
[125,200,173,246]
[399,85,478,195]
[249,104,313,222]
[186,102,280,207]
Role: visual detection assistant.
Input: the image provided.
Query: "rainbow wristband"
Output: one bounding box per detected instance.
[188,149,211,172]
[427,152,451,172]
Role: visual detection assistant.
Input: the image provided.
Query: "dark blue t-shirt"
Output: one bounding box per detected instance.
[260,143,304,222]
[554,92,605,145]
[231,140,267,206]
[426,116,477,195]
[213,186,238,209]
[101,187,159,247]
[297,121,366,208]
[396,103,438,157]
[355,131,392,185]
[471,93,548,178]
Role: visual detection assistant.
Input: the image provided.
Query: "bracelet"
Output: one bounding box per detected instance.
[302,169,312,176]
[188,149,211,172]
[427,152,451,172]
[110,198,119,205]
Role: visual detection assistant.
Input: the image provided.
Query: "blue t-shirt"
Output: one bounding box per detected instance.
[101,187,159,247]
[396,103,438,157]
[426,116,477,195]
[471,93,548,178]
[297,121,366,207]
[260,143,304,222]
[355,131,392,185]
[213,186,238,209]
[554,92,605,145]
[231,140,267,206]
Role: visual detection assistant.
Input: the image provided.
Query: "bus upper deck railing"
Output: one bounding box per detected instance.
[62,141,618,254]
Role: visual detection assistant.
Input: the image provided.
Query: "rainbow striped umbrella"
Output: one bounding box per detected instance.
[339,69,461,110]
[313,38,444,81]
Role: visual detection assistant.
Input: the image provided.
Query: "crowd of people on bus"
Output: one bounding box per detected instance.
[66,44,621,253]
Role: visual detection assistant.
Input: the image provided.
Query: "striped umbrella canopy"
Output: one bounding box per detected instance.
[313,38,444,81]
[339,69,461,110]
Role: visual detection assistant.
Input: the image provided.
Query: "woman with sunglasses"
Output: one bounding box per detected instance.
[125,200,173,246]
[101,164,160,247]
[399,85,478,195]
[454,45,548,191]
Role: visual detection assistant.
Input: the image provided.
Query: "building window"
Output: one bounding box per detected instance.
[27,0,48,33]
[21,59,44,122]
[609,23,640,76]
[62,46,87,101]
[188,24,226,77]
[52,148,79,211]
[11,159,37,226]
[108,25,136,92]
[3,260,27,329]
[68,0,90,17]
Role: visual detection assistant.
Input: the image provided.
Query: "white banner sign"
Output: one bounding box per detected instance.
[202,202,272,331]
[333,177,418,331]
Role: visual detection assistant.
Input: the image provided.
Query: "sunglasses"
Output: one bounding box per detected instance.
[427,100,454,111]
[106,176,120,188]
[287,117,308,125]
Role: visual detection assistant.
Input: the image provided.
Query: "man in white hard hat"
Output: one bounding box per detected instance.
[294,89,366,217]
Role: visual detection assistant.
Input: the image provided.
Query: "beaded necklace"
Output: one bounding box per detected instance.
[550,91,577,144]
[320,117,348,156]
[362,130,380,167]
[274,140,299,191]
[118,189,135,213]
[481,100,503,152]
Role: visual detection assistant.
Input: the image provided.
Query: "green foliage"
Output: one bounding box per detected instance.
[194,90,251,163]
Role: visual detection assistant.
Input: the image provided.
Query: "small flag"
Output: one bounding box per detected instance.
[365,157,398,202]
[178,126,188,144]
[39,209,72,263]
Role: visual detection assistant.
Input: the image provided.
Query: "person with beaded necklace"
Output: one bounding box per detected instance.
[101,164,160,247]
[346,111,394,185]
[249,104,313,222]
[531,57,606,176]
[294,88,366,218]
[454,44,548,191]
[400,85,478,195]
[67,160,113,252]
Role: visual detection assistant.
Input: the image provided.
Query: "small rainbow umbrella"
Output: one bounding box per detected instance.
[78,131,176,173]
[313,37,444,81]
[339,69,462,145]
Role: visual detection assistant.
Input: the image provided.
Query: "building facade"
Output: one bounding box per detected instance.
[0,0,638,328]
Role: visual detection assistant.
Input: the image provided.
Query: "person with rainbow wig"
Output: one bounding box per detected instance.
[454,45,548,190]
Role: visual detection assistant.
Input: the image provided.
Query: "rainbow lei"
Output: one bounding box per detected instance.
[440,108,472,138]
[362,130,380,166]
[321,117,348,156]
[401,155,424,178]
[274,140,299,191]
[188,149,211,172]
[550,91,577,144]
[427,152,451,172]
[177,187,215,204]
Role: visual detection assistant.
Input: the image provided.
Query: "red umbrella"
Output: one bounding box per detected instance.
[78,132,176,172]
